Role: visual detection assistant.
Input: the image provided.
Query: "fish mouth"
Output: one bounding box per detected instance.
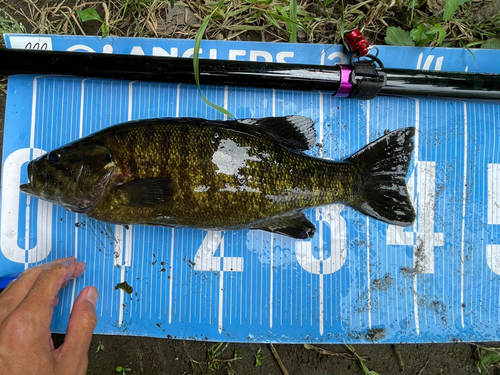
[19,182,34,195]
[19,162,44,196]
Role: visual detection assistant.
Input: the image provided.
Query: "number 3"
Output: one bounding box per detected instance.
[295,205,347,275]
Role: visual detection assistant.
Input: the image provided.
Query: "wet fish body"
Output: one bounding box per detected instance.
[20,116,416,239]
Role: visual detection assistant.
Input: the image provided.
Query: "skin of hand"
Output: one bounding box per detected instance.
[0,257,98,375]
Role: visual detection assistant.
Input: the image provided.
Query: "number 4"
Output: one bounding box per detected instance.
[387,162,444,273]
[487,164,500,274]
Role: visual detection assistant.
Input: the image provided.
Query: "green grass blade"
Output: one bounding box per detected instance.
[265,13,290,36]
[345,345,380,375]
[289,0,297,43]
[226,25,268,31]
[339,0,348,50]
[0,8,27,35]
[266,12,311,34]
[193,0,235,119]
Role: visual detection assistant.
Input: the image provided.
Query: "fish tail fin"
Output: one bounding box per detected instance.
[348,127,416,227]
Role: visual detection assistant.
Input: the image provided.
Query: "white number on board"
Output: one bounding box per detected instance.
[487,163,500,274]
[8,36,53,50]
[386,162,444,273]
[295,205,347,275]
[1,148,53,264]
[193,231,244,272]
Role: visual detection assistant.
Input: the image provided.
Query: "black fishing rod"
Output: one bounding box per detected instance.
[0,46,498,101]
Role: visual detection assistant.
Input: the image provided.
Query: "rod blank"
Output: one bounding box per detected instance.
[0,48,499,101]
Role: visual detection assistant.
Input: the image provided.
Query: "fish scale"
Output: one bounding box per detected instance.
[93,121,356,226]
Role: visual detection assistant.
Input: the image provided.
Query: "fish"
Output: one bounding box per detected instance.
[20,116,416,239]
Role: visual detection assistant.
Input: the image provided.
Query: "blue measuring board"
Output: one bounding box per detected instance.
[1,34,500,343]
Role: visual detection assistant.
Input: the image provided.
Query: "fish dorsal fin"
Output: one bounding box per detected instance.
[238,116,316,151]
[252,211,316,239]
[113,178,171,207]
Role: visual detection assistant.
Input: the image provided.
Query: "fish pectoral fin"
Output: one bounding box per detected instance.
[253,212,316,239]
[237,116,316,151]
[113,178,172,207]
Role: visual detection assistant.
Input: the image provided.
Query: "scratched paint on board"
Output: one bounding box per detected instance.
[1,35,500,343]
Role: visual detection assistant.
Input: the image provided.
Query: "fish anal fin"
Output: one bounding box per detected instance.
[253,211,316,239]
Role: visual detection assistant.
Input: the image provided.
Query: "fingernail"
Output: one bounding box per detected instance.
[87,287,99,308]
[60,259,76,267]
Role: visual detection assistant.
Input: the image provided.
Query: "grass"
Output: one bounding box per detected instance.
[193,0,235,119]
[188,342,241,374]
[345,344,379,375]
[475,345,500,374]
[0,1,497,48]
[0,7,26,36]
[95,340,105,353]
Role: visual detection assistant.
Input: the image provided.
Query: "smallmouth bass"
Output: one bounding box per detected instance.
[20,116,416,239]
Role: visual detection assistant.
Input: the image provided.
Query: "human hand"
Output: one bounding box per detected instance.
[0,257,98,375]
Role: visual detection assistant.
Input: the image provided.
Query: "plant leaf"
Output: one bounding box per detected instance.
[410,24,426,45]
[385,26,415,46]
[443,0,459,21]
[101,23,109,38]
[289,0,297,43]
[193,0,235,119]
[481,352,500,367]
[482,39,500,49]
[75,8,103,23]
[410,23,446,46]
[265,13,290,36]
[429,23,446,45]
[408,0,419,9]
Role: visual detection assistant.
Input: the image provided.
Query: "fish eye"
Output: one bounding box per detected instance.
[48,151,61,164]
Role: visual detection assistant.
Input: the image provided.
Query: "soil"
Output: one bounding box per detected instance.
[52,332,485,374]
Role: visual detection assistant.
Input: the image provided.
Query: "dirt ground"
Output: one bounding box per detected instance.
[63,335,481,375]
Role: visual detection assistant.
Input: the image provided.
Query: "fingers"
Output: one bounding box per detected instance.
[11,258,86,327]
[0,257,79,321]
[0,259,94,375]
[57,286,98,375]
